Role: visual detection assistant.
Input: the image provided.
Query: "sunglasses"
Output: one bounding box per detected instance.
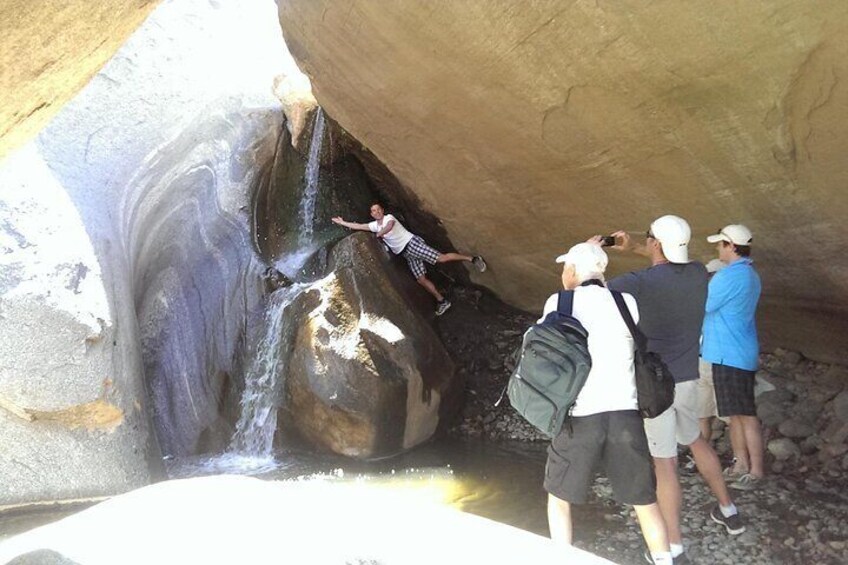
[646,231,655,240]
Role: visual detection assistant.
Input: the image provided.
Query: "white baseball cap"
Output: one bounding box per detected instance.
[650,215,691,264]
[555,243,609,277]
[707,224,753,246]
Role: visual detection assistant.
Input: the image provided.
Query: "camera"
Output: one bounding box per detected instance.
[600,235,616,247]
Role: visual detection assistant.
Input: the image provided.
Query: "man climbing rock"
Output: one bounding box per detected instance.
[332,202,486,315]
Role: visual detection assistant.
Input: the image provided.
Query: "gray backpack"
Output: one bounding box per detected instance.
[499,291,591,438]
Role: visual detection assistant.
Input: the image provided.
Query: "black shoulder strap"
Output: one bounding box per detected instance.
[610,291,647,352]
[557,290,574,316]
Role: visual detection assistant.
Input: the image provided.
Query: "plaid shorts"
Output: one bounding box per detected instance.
[713,363,756,417]
[401,235,441,279]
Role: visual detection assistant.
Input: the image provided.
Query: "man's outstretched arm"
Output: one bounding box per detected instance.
[332,217,372,231]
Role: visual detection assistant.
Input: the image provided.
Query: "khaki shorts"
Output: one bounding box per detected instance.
[644,380,701,458]
[697,358,717,419]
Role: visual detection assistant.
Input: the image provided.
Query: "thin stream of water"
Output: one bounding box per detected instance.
[227,108,327,468]
[228,284,307,461]
[299,107,325,244]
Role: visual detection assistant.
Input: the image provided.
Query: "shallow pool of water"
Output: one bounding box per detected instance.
[2,438,612,544]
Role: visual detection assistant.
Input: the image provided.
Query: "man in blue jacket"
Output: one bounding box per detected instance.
[702,224,763,491]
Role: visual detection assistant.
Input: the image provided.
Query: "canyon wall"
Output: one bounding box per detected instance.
[0,0,286,506]
[278,0,848,361]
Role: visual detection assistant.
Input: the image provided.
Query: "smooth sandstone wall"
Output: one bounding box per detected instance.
[0,0,161,159]
[0,0,287,506]
[278,1,848,361]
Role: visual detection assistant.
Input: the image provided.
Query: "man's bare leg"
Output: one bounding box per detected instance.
[436,252,473,263]
[547,494,573,545]
[740,415,764,477]
[634,503,671,558]
[653,457,682,545]
[689,436,733,506]
[416,275,444,302]
[728,418,750,474]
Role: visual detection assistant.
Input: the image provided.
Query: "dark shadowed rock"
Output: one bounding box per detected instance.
[832,390,848,423]
[758,402,788,428]
[778,419,816,439]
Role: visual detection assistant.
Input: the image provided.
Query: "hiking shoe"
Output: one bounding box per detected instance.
[472,256,487,273]
[723,467,746,479]
[710,505,746,535]
[435,300,452,316]
[730,473,762,491]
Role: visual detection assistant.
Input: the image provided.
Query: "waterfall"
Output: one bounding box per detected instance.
[224,108,325,465]
[299,108,325,243]
[229,284,305,457]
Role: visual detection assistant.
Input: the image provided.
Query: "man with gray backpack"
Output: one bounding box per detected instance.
[533,243,673,564]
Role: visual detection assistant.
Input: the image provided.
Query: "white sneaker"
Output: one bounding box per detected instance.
[435,300,452,316]
[472,256,487,273]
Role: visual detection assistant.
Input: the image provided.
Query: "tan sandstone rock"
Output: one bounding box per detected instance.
[0,0,160,158]
[285,233,458,458]
[278,1,848,362]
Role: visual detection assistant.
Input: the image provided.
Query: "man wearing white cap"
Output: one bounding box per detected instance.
[541,243,672,565]
[605,215,744,563]
[703,225,763,490]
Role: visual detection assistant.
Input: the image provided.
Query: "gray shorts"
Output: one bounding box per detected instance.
[544,410,656,505]
[401,235,440,279]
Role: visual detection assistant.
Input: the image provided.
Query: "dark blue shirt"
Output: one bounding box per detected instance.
[608,262,708,383]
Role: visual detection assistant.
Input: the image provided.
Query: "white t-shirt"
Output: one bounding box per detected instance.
[369,214,414,254]
[538,285,640,417]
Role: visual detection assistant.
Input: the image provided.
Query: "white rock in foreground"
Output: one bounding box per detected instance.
[0,475,612,565]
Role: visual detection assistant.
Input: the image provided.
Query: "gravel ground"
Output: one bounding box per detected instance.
[437,285,848,564]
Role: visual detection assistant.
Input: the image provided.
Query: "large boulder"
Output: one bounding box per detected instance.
[278,1,848,363]
[285,233,459,458]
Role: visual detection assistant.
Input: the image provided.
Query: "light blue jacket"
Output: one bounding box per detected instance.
[701,258,761,371]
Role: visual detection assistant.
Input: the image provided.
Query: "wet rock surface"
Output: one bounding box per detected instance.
[439,286,848,564]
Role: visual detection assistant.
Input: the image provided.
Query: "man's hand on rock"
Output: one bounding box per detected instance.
[331,216,345,225]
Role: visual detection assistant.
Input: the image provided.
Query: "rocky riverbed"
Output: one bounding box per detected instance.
[438,285,848,564]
